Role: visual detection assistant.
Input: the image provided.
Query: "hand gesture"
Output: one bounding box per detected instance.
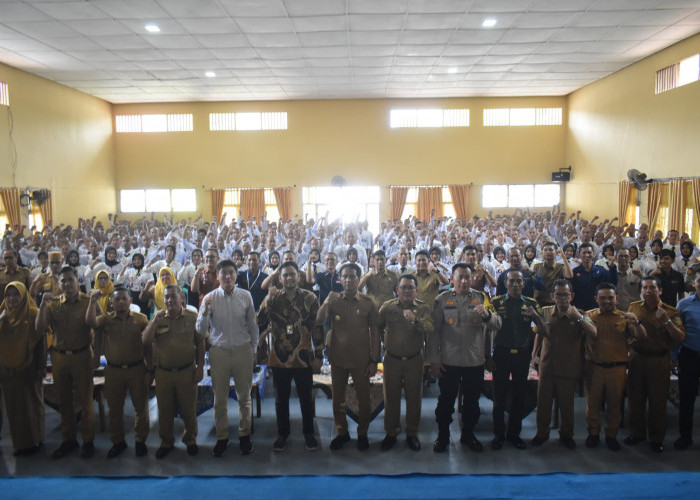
[325,291,340,305]
[565,306,582,321]
[201,295,213,315]
[40,292,54,305]
[523,306,539,319]
[655,307,670,323]
[267,285,280,300]
[89,289,102,302]
[152,309,166,323]
[623,311,639,325]
[403,309,416,322]
[474,304,489,319]
[430,362,446,379]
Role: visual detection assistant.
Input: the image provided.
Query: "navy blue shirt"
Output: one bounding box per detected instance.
[496,268,545,298]
[315,270,343,304]
[571,264,618,311]
[237,269,268,311]
[677,293,700,351]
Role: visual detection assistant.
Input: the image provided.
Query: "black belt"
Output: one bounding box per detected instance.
[53,345,90,355]
[157,363,193,373]
[107,360,145,369]
[385,351,422,361]
[633,347,668,357]
[592,361,628,368]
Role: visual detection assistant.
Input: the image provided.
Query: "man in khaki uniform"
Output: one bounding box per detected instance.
[586,283,646,451]
[359,250,399,308]
[86,286,151,458]
[413,250,449,307]
[142,284,205,459]
[317,262,380,452]
[1,249,31,302]
[615,248,642,311]
[531,280,596,449]
[532,243,573,307]
[428,264,501,453]
[378,274,434,452]
[625,276,685,453]
[35,266,95,459]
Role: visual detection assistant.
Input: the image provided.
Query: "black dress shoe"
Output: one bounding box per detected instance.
[674,436,693,450]
[155,446,173,459]
[559,437,576,450]
[304,434,319,451]
[380,435,396,451]
[406,435,421,451]
[433,435,449,453]
[80,441,95,458]
[605,437,621,451]
[357,435,370,451]
[187,444,199,456]
[212,439,229,457]
[491,437,505,450]
[460,433,483,453]
[52,440,79,459]
[585,434,600,448]
[531,435,549,447]
[239,436,254,455]
[135,441,148,457]
[650,442,663,454]
[507,436,526,449]
[273,435,288,452]
[330,433,351,450]
[14,444,41,457]
[107,441,127,459]
[624,435,645,446]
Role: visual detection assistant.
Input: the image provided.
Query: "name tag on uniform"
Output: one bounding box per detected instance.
[335,315,341,321]
[286,324,293,336]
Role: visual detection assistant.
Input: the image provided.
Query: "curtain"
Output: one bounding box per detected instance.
[693,179,700,229]
[211,189,225,222]
[449,185,470,220]
[390,186,408,220]
[38,189,53,227]
[668,180,685,233]
[240,188,265,220]
[273,187,292,221]
[0,188,22,228]
[647,183,664,232]
[417,187,442,222]
[618,181,631,224]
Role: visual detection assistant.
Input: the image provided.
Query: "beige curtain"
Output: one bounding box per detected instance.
[647,183,664,232]
[417,187,442,222]
[273,187,292,220]
[240,188,265,220]
[618,181,632,224]
[0,188,22,228]
[449,185,470,220]
[211,189,225,222]
[38,189,53,227]
[668,180,685,233]
[390,186,408,221]
[693,179,700,229]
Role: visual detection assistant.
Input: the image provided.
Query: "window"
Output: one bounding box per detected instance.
[657,207,669,236]
[115,114,193,133]
[656,53,700,94]
[222,188,280,222]
[397,186,455,219]
[685,208,695,240]
[120,189,197,213]
[303,186,380,234]
[28,210,43,232]
[481,184,561,208]
[0,81,8,106]
[209,112,287,131]
[0,196,8,230]
[483,108,562,126]
[390,109,469,128]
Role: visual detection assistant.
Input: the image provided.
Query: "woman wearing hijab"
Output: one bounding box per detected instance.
[115,253,150,313]
[94,270,114,315]
[89,245,123,284]
[67,249,90,293]
[140,267,178,315]
[0,281,46,456]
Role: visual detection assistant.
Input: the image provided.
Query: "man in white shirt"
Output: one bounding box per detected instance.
[195,259,259,458]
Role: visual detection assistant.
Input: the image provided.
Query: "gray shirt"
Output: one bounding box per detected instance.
[196,286,259,352]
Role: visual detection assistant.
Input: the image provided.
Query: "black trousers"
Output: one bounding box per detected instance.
[272,367,314,437]
[678,347,700,440]
[492,346,530,439]
[435,364,484,437]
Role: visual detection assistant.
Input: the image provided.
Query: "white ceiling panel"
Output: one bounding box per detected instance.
[0,0,698,102]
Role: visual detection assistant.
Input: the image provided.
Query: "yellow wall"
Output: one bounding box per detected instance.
[0,61,115,225]
[565,33,700,221]
[113,96,567,221]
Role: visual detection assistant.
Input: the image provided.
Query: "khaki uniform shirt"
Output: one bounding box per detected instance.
[153,309,203,370]
[587,308,635,364]
[326,292,379,369]
[45,293,92,351]
[257,288,324,368]
[95,311,149,366]
[616,269,642,311]
[364,270,399,308]
[427,290,501,367]
[379,298,434,359]
[0,267,31,302]
[628,300,684,354]
[539,306,587,378]
[414,270,443,307]
[533,262,566,306]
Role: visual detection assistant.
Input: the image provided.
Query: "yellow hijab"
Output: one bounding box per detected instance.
[154,267,177,310]
[95,270,114,314]
[0,281,42,369]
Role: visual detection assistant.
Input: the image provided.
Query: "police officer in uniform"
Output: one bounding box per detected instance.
[428,264,501,453]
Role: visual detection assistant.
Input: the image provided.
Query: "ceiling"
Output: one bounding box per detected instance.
[1,0,699,103]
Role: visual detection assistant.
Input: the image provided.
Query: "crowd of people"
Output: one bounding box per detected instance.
[0,207,699,461]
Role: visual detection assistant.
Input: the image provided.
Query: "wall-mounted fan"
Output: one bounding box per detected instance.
[19,189,49,207]
[627,169,653,191]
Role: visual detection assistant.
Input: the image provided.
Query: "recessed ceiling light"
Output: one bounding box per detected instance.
[448,67,458,74]
[482,18,497,28]
[145,24,161,33]
[205,71,216,78]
